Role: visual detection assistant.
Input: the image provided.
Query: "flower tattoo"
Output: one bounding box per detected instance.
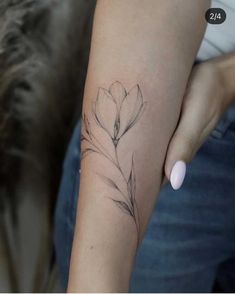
[81,81,147,242]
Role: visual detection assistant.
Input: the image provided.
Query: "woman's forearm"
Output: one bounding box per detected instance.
[68,0,209,292]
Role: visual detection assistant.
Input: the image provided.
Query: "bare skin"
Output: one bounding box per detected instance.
[68,1,210,292]
[164,52,235,180]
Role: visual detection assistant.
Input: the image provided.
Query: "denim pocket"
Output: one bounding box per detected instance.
[210,119,232,139]
[209,102,235,140]
[209,121,235,146]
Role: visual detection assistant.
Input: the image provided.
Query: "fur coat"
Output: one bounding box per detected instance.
[0,0,95,291]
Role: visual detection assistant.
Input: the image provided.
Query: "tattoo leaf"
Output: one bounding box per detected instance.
[81,134,89,143]
[128,155,136,205]
[81,148,96,159]
[99,175,121,191]
[82,113,92,139]
[112,199,133,216]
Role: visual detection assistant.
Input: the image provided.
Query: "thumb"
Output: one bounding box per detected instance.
[164,103,203,190]
[164,62,225,190]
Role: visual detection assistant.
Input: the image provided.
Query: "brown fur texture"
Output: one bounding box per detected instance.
[0,0,96,291]
[0,0,95,205]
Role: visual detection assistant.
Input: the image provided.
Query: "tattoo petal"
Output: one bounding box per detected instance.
[109,81,127,111]
[125,101,147,134]
[93,88,117,138]
[118,85,145,138]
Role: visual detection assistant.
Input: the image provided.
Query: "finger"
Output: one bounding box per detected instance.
[164,62,226,190]
[164,94,208,190]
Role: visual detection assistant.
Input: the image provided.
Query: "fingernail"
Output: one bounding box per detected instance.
[170,161,186,190]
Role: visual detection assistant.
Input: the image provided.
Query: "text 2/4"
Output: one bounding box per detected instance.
[205,8,226,24]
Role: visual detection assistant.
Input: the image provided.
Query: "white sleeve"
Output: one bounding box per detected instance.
[197,0,235,61]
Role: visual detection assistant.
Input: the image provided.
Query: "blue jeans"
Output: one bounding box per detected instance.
[54,104,235,292]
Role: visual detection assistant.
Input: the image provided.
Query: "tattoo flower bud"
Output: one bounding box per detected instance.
[93,81,146,146]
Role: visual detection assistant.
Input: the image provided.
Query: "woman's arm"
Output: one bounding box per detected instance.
[68,1,209,292]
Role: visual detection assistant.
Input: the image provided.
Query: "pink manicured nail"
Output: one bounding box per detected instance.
[170,161,186,190]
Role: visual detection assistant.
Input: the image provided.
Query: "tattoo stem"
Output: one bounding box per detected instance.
[114,145,140,242]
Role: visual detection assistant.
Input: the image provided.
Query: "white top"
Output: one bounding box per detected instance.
[197,0,235,61]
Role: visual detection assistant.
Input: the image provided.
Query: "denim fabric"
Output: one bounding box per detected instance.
[54,103,235,292]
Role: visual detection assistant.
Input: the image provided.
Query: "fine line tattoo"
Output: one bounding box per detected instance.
[81,81,147,242]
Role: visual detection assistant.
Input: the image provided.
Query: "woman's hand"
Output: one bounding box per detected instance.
[164,54,235,190]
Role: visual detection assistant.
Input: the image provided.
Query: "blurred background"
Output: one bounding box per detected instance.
[0,0,96,291]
